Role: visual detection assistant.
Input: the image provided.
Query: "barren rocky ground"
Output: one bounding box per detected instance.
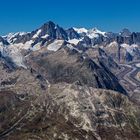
[0,21,140,140]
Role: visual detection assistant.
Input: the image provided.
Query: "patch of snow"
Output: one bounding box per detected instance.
[136,63,140,68]
[24,40,34,49]
[32,29,42,39]
[90,28,106,36]
[121,43,138,55]
[41,34,49,39]
[66,44,82,53]
[3,32,26,38]
[18,32,27,36]
[108,41,118,48]
[0,42,4,46]
[0,38,35,68]
[73,27,106,39]
[47,40,64,51]
[87,28,106,39]
[87,33,99,38]
[73,27,88,34]
[131,44,139,48]
[68,39,80,45]
[10,40,33,50]
[0,44,26,68]
[3,32,27,43]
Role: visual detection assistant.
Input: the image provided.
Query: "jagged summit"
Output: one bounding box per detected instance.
[120,28,131,37]
[43,20,56,26]
[0,21,140,68]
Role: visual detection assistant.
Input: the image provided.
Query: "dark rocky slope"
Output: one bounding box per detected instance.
[26,46,126,94]
[0,84,139,140]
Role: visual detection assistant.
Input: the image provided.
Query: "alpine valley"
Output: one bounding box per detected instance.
[0,21,140,140]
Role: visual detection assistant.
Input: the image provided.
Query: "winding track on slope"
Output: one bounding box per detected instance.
[116,61,140,103]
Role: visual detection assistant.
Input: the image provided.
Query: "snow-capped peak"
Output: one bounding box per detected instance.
[88,28,106,36]
[87,28,106,39]
[121,43,138,55]
[73,27,88,34]
[3,32,27,38]
[73,27,106,39]
[3,32,27,43]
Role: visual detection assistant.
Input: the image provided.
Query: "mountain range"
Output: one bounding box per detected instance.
[0,21,140,140]
[1,21,140,67]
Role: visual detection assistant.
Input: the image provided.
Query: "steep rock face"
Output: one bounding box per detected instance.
[0,36,9,45]
[104,42,140,63]
[85,48,120,74]
[77,36,92,51]
[0,56,16,72]
[0,84,139,140]
[55,25,68,40]
[66,28,80,39]
[39,21,56,38]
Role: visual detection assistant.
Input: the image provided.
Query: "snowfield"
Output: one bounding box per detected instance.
[47,40,64,51]
[32,29,42,38]
[121,44,138,55]
[68,39,81,45]
[136,63,140,68]
[73,27,88,34]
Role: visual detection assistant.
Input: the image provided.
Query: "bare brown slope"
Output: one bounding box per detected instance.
[0,84,139,140]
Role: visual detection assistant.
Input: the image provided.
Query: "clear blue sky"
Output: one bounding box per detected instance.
[0,0,140,35]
